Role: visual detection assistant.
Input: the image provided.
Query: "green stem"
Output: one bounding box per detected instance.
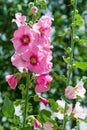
[23,74,30,128]
[63,0,77,130]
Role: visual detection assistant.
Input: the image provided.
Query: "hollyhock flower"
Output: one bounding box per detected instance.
[35,74,52,93]
[11,25,34,53]
[34,118,42,129]
[54,100,72,120]
[65,86,76,99]
[73,102,85,119]
[43,122,54,130]
[12,13,26,27]
[31,6,38,13]
[39,96,49,106]
[11,53,28,72]
[21,46,52,74]
[75,81,86,98]
[33,15,53,39]
[6,74,19,89]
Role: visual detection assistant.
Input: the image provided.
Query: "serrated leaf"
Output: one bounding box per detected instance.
[2,96,15,117]
[49,99,58,112]
[75,62,87,69]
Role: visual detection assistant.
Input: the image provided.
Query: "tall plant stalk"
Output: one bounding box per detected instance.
[23,74,30,128]
[63,0,77,130]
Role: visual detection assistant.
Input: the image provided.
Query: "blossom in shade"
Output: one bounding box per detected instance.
[43,122,54,130]
[11,52,28,72]
[73,102,85,119]
[75,81,86,98]
[35,74,52,93]
[65,86,76,99]
[11,25,34,53]
[33,16,53,39]
[39,96,49,106]
[34,118,42,129]
[31,6,38,13]
[22,46,52,74]
[5,74,19,89]
[12,13,26,27]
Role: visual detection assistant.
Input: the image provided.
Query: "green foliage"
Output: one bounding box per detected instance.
[49,99,58,112]
[75,62,87,69]
[2,96,15,117]
[38,109,51,123]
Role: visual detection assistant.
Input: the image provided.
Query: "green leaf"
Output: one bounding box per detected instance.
[52,72,67,82]
[2,96,15,117]
[80,39,87,43]
[38,109,51,123]
[49,99,58,112]
[75,62,87,69]
[20,127,33,130]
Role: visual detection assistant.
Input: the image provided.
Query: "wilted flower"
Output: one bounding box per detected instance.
[12,13,26,27]
[39,96,49,106]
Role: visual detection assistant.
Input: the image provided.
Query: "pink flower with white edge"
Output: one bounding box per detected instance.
[54,100,72,120]
[12,13,26,27]
[35,74,52,93]
[11,25,34,53]
[22,46,52,74]
[34,118,42,129]
[11,52,28,72]
[75,81,86,98]
[73,102,85,119]
[31,6,38,13]
[39,96,49,106]
[6,74,19,89]
[33,15,53,39]
[43,122,54,130]
[65,86,76,99]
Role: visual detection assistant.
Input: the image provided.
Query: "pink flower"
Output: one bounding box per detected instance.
[12,13,26,27]
[39,96,49,106]
[32,6,38,13]
[43,122,53,130]
[75,81,86,98]
[11,52,28,72]
[22,46,52,74]
[33,16,53,39]
[34,118,42,129]
[11,25,34,53]
[35,74,52,93]
[54,100,72,120]
[5,74,19,89]
[73,102,85,119]
[65,86,76,99]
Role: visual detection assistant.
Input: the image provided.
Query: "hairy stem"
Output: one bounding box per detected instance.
[23,74,30,127]
[63,0,77,130]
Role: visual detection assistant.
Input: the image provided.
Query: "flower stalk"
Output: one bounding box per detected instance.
[63,0,77,130]
[23,73,30,128]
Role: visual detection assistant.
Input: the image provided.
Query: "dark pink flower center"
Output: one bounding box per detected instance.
[21,35,30,44]
[39,27,44,35]
[30,56,37,65]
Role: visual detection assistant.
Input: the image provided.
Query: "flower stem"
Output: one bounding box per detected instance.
[63,0,77,130]
[23,73,30,128]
